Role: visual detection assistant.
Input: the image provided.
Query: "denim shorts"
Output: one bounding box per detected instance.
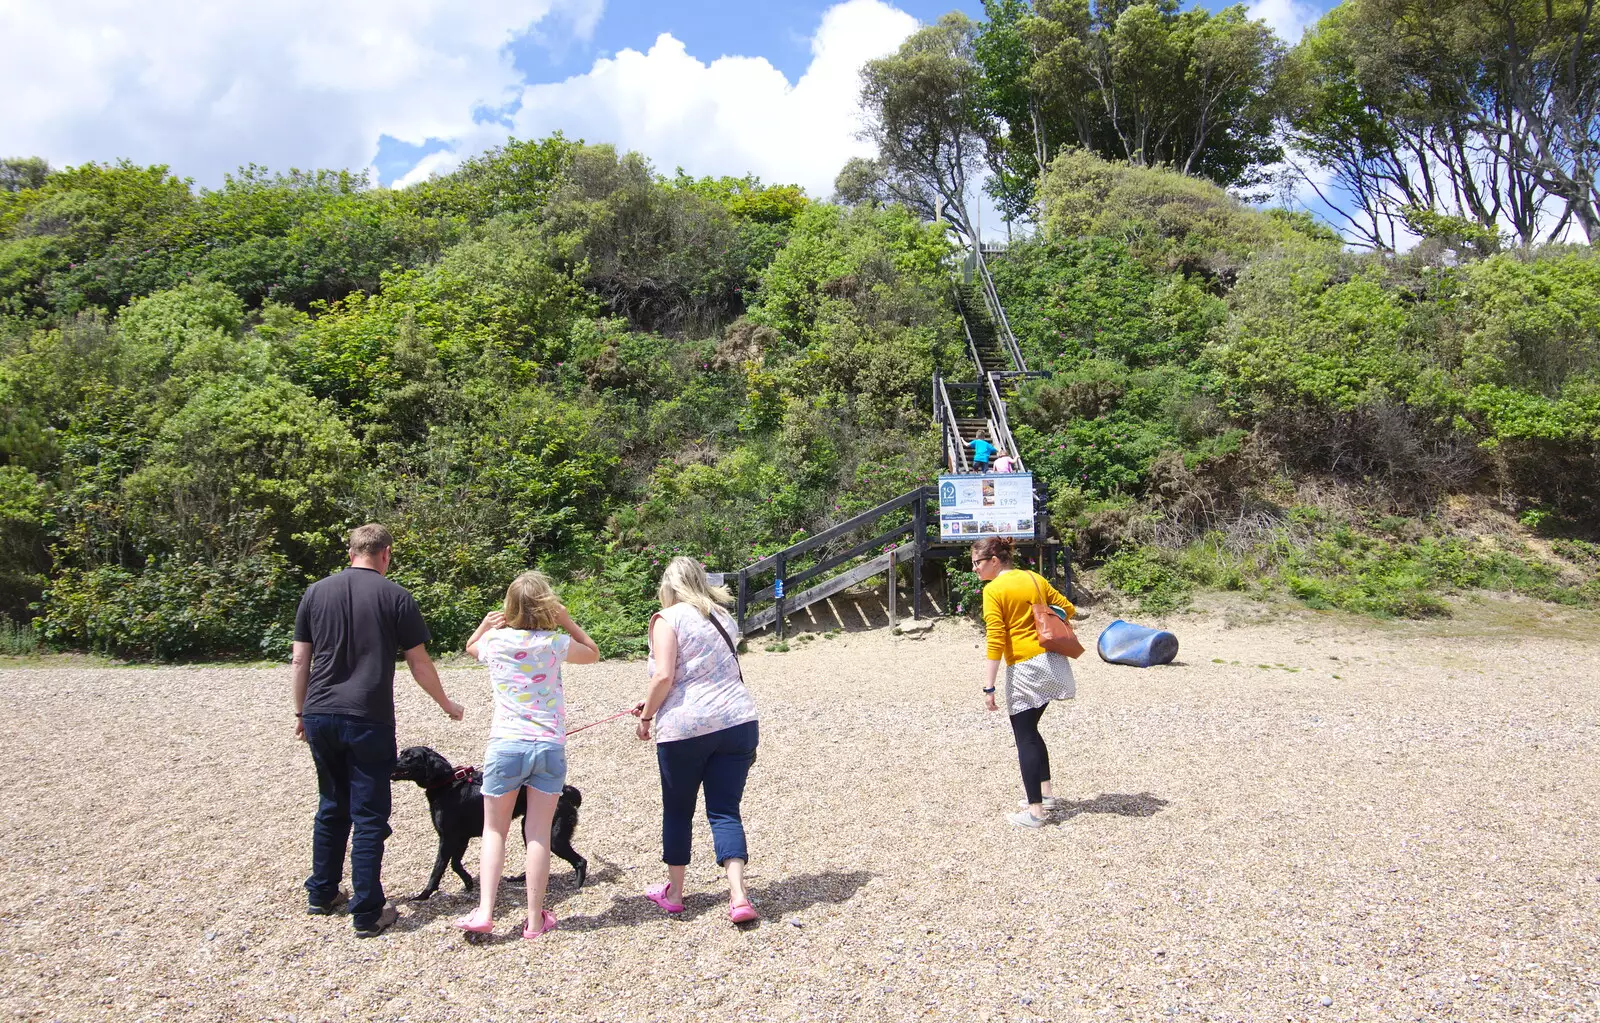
[481,738,568,797]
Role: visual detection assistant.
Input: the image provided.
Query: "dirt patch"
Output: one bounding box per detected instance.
[2,603,1597,1021]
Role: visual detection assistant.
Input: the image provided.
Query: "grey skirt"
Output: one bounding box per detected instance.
[1005,650,1076,715]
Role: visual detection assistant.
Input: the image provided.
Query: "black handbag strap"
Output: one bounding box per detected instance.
[706,610,745,681]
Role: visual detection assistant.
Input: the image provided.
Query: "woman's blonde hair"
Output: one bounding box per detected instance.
[504,570,562,631]
[657,556,732,617]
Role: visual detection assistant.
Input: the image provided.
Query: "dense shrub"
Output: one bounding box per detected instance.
[37,548,300,659]
[2,139,1597,655]
[1037,151,1335,284]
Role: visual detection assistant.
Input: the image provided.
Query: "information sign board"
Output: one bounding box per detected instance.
[937,473,1035,541]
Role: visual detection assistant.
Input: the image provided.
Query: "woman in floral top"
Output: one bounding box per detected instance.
[633,557,760,924]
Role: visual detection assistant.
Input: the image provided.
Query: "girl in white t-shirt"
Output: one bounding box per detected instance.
[454,570,599,939]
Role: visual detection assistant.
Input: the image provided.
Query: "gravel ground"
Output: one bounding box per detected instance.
[2,594,1598,1022]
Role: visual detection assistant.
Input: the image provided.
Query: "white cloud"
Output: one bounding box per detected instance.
[1248,0,1325,44]
[0,0,602,183]
[400,0,920,197]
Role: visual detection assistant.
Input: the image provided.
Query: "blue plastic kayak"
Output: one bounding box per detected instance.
[1096,619,1179,667]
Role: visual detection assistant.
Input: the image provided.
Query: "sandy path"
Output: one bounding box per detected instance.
[1,596,1597,1022]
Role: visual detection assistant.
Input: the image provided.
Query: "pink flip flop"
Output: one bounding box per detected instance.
[522,909,557,940]
[452,914,494,935]
[645,883,685,914]
[728,900,759,924]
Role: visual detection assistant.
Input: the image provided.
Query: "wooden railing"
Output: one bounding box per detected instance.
[933,373,968,473]
[972,247,1028,374]
[734,487,937,639]
[984,371,1025,472]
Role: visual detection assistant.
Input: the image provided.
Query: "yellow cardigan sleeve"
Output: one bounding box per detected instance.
[982,583,1007,662]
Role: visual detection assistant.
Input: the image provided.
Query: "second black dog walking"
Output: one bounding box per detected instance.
[391,746,587,901]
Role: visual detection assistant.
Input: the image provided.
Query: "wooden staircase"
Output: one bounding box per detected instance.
[724,246,1070,639]
[938,248,1040,475]
[956,282,1006,377]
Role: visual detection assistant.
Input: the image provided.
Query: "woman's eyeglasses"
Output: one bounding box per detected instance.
[970,555,994,568]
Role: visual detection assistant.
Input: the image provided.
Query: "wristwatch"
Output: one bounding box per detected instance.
[982,687,996,694]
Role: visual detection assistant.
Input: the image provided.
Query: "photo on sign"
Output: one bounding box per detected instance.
[1016,517,1033,534]
[961,521,978,534]
[981,480,996,506]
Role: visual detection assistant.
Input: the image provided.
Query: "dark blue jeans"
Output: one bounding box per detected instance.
[302,714,397,928]
[656,720,758,867]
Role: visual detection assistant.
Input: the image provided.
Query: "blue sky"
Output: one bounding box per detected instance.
[513,0,984,81]
[6,0,1332,221]
[373,0,1002,187]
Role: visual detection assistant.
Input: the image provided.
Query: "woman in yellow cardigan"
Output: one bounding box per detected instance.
[971,536,1076,828]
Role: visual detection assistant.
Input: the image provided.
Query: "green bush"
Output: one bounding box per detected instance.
[36,549,300,660]
[1100,546,1193,613]
[0,615,38,655]
[987,237,1226,368]
[1276,530,1598,617]
[1037,151,1333,282]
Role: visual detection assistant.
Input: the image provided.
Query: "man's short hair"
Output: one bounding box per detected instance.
[348,523,394,559]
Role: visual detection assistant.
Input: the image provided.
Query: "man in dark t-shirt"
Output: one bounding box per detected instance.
[292,523,464,937]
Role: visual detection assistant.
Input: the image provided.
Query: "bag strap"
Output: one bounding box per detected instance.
[706,610,745,682]
[1028,571,1068,621]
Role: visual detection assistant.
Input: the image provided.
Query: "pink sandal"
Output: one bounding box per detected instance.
[728,900,759,924]
[522,909,557,940]
[645,883,685,914]
[453,913,494,935]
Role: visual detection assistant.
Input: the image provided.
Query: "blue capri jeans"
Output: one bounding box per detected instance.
[656,720,758,866]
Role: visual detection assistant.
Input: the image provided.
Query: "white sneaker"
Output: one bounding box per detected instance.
[1017,797,1061,810]
[1008,810,1047,829]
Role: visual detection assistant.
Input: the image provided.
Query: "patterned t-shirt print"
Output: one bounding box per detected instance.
[477,628,572,743]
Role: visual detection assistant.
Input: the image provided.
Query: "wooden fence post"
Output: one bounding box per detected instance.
[737,570,749,631]
[886,560,896,627]
[912,494,926,620]
[774,552,787,641]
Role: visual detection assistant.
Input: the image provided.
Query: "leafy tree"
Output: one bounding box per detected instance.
[120,375,363,567]
[0,465,49,618]
[539,146,774,333]
[1285,0,1600,247]
[857,13,990,241]
[972,0,1286,217]
[0,158,50,193]
[404,134,578,223]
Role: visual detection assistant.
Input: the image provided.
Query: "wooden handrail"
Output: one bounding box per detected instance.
[744,520,914,602]
[742,487,934,577]
[972,247,1027,374]
[733,485,938,638]
[984,371,1025,473]
[935,375,969,473]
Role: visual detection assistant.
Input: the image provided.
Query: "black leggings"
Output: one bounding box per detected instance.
[1008,704,1052,805]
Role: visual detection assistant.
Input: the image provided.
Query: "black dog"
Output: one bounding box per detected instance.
[391,746,587,901]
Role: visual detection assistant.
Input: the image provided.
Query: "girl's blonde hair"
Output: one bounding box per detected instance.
[657,556,732,617]
[504,570,562,631]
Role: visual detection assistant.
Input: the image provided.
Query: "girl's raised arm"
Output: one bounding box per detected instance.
[556,605,601,665]
[465,609,505,660]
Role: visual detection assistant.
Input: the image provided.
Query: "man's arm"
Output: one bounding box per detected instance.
[290,641,312,740]
[402,645,465,721]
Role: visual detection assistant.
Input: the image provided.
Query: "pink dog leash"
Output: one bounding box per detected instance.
[565,708,636,736]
